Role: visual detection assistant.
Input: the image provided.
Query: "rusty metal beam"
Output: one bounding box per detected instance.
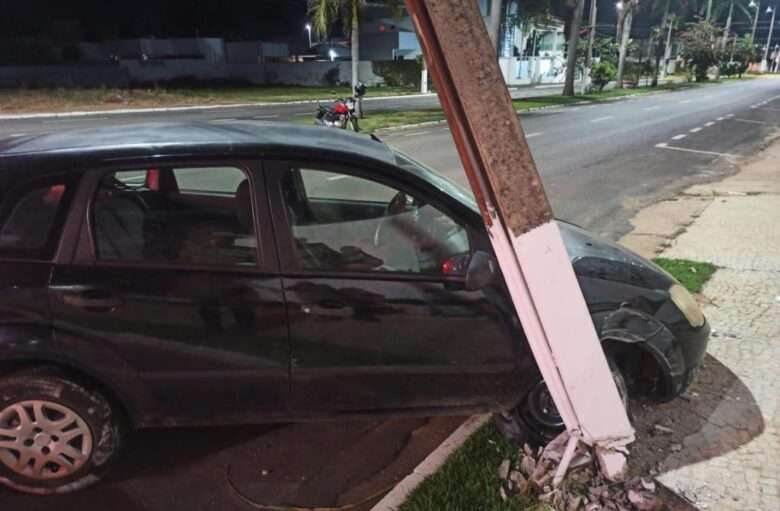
[405,0,634,481]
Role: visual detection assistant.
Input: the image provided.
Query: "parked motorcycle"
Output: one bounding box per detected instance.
[314,97,360,131]
[314,82,367,132]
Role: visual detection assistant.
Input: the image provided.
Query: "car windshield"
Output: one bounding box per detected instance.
[393,150,478,213]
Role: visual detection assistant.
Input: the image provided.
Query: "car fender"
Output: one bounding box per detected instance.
[600,307,682,397]
[0,325,154,426]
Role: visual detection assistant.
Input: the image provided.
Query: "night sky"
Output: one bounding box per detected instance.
[0,0,307,42]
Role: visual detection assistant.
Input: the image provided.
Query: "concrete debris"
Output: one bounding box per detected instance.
[498,458,511,480]
[497,432,665,511]
[652,424,674,436]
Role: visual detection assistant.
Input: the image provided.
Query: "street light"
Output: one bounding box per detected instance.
[751,1,761,43]
[305,23,312,49]
[763,5,777,72]
[616,1,623,9]
[328,49,337,62]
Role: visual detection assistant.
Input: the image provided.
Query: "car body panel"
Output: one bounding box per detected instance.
[0,122,710,428]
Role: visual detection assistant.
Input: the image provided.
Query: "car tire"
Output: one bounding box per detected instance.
[0,367,124,494]
[495,356,629,447]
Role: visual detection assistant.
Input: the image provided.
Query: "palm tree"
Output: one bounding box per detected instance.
[308,0,402,87]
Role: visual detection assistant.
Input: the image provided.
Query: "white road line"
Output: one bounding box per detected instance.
[726,113,735,117]
[655,143,740,158]
[591,116,613,123]
[43,117,109,124]
[717,117,726,120]
[689,127,702,133]
[704,121,715,127]
[644,106,660,111]
[525,132,543,138]
[327,175,350,181]
[122,175,147,182]
[9,133,27,137]
[402,131,430,137]
[671,134,687,140]
[733,118,768,125]
[679,100,693,104]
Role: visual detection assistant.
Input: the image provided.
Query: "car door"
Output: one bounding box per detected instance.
[266,159,532,414]
[49,161,289,425]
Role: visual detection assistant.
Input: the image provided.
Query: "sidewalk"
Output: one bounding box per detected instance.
[620,141,780,510]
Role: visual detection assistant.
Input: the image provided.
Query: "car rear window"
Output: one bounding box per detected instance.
[0,175,77,260]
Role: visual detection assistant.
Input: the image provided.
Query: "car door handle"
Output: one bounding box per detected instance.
[61,291,123,312]
[301,301,350,316]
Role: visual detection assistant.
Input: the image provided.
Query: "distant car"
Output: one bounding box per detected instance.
[0,122,709,494]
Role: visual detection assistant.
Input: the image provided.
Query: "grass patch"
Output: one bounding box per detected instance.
[400,423,547,511]
[0,85,418,114]
[343,81,703,133]
[653,258,717,293]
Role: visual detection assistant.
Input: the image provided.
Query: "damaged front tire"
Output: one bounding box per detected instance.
[495,356,628,447]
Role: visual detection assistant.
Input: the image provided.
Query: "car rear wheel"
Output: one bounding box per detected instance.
[495,356,628,446]
[0,368,124,494]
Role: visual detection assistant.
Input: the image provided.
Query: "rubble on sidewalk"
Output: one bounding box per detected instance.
[497,432,664,511]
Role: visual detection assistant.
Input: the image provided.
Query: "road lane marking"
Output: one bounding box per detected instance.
[9,133,27,137]
[402,131,430,137]
[671,134,687,140]
[525,132,543,138]
[704,121,716,127]
[689,127,702,133]
[591,116,613,123]
[655,143,740,158]
[717,117,726,120]
[726,113,735,117]
[679,100,693,104]
[43,117,109,124]
[327,175,350,181]
[733,118,768,125]
[644,106,660,111]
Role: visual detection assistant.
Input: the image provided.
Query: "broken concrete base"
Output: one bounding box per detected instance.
[497,432,663,511]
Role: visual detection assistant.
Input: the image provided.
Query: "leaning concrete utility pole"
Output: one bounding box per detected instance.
[404,0,634,482]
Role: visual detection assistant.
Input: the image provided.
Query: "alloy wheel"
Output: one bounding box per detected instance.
[0,400,93,480]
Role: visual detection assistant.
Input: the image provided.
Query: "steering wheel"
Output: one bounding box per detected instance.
[373,191,424,248]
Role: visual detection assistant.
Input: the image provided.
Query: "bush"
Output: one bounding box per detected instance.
[591,61,616,91]
[371,60,421,88]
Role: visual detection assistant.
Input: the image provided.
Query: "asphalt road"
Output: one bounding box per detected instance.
[4,78,778,238]
[1,77,778,510]
[384,77,780,237]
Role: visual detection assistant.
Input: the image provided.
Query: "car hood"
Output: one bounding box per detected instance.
[558,221,675,291]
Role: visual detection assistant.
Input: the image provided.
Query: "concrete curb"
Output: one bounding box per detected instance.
[0,92,439,121]
[369,414,491,511]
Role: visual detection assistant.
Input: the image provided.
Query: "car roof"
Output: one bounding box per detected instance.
[0,120,397,165]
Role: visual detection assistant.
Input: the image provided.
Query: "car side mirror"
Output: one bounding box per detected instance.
[465,251,496,291]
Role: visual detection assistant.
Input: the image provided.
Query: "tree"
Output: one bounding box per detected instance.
[732,34,758,76]
[308,0,402,87]
[679,20,722,81]
[562,0,586,96]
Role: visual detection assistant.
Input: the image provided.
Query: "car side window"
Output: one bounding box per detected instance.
[92,167,257,267]
[281,167,470,275]
[0,176,74,259]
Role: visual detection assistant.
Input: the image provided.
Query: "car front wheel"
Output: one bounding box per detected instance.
[0,368,124,494]
[495,356,628,446]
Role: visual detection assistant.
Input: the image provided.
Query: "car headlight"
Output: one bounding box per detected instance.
[669,284,705,327]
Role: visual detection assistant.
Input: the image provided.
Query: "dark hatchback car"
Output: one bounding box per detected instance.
[0,122,708,494]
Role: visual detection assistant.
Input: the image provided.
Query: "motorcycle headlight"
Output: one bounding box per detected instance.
[669,284,705,328]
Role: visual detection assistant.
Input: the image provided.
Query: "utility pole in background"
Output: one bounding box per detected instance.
[750,0,761,42]
[404,0,635,483]
[763,5,777,72]
[586,0,598,69]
